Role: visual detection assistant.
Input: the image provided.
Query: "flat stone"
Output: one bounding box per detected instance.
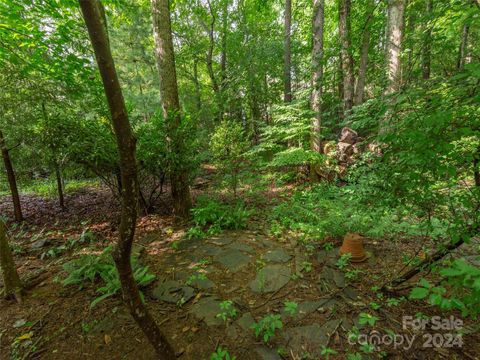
[319,266,345,288]
[209,236,234,246]
[31,239,50,249]
[152,280,194,304]
[200,245,223,257]
[282,300,323,321]
[254,346,282,360]
[237,312,255,331]
[317,249,338,265]
[249,264,291,293]
[227,242,255,254]
[215,249,251,272]
[284,319,342,356]
[189,297,223,326]
[188,277,215,290]
[342,285,359,301]
[264,249,291,263]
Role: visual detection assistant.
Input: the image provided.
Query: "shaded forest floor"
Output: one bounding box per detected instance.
[1,180,479,360]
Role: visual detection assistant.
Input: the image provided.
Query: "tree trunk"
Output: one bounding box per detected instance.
[355,0,374,105]
[457,25,469,70]
[385,0,405,95]
[220,0,228,91]
[151,0,192,219]
[0,130,23,222]
[0,220,22,302]
[55,162,65,210]
[193,57,202,113]
[311,0,324,154]
[284,0,292,102]
[339,0,355,112]
[422,0,433,80]
[78,1,175,358]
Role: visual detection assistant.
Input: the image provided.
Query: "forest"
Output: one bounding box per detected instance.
[0,0,479,359]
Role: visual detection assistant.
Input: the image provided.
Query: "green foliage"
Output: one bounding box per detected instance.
[187,197,253,239]
[62,246,155,308]
[336,253,352,269]
[216,300,238,323]
[251,314,283,343]
[283,301,298,316]
[210,347,236,360]
[358,313,379,327]
[321,347,338,360]
[410,260,480,318]
[210,120,249,196]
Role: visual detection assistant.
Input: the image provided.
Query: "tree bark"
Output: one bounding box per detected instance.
[220,0,228,91]
[422,0,433,80]
[457,25,469,70]
[385,0,405,95]
[284,0,292,103]
[0,220,22,302]
[355,0,374,105]
[55,162,65,210]
[339,0,355,112]
[0,130,23,222]
[311,0,324,154]
[78,1,175,358]
[151,0,192,219]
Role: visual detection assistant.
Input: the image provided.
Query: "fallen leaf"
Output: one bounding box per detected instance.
[104,334,112,345]
[17,332,33,341]
[182,326,190,332]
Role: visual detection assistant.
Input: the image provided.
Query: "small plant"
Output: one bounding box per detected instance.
[217,300,237,323]
[283,301,298,316]
[210,347,236,360]
[251,314,283,343]
[358,313,379,327]
[386,297,401,307]
[346,353,363,360]
[345,269,362,281]
[369,301,381,310]
[323,242,334,251]
[321,347,338,360]
[336,253,352,269]
[300,261,313,273]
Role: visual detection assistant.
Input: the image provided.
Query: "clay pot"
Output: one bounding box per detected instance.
[339,233,367,262]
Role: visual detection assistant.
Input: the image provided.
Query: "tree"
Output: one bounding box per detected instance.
[151,0,192,219]
[355,0,374,105]
[338,0,355,112]
[0,220,22,302]
[311,0,324,154]
[0,129,23,222]
[385,0,406,95]
[284,0,292,103]
[78,1,175,358]
[422,0,433,80]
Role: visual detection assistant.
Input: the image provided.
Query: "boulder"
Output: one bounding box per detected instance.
[339,127,358,144]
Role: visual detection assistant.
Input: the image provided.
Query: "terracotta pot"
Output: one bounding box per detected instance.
[339,233,367,262]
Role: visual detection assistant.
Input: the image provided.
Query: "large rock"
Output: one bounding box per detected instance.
[339,127,358,144]
[249,264,291,293]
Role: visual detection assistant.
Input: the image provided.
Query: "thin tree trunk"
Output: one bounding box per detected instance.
[0,130,23,222]
[78,1,175,358]
[339,0,355,112]
[151,0,192,219]
[284,0,292,102]
[55,162,65,210]
[220,0,228,91]
[385,0,405,95]
[311,0,324,154]
[422,0,433,80]
[457,25,469,70]
[193,57,202,113]
[355,0,374,105]
[0,220,22,302]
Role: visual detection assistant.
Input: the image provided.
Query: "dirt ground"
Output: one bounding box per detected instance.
[1,184,479,360]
